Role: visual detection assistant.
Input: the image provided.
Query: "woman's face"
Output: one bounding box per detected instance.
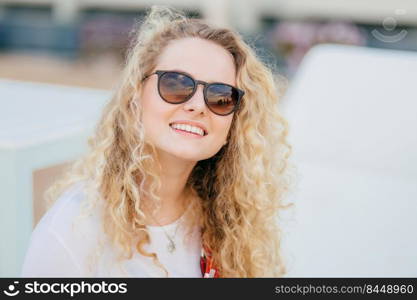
[140,37,236,162]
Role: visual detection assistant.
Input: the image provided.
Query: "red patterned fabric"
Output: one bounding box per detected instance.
[200,246,220,278]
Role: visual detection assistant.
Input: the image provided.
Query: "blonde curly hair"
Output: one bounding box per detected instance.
[45,4,294,277]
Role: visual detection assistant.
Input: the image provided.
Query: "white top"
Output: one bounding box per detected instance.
[21,183,203,277]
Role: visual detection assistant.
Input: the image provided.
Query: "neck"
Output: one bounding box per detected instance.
[140,149,197,226]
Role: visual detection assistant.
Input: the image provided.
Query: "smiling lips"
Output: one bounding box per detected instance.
[169,123,207,137]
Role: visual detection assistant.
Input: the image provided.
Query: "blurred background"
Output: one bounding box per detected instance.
[1,0,416,278]
[0,0,417,86]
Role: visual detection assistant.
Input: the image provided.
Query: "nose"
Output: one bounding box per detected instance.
[182,83,207,115]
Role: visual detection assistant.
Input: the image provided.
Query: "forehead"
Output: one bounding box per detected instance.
[155,37,237,85]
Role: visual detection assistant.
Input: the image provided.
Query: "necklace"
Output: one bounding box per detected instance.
[148,213,181,253]
[145,190,192,254]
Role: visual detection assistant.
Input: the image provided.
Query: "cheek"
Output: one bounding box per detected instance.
[140,93,169,139]
[213,116,233,141]
[140,82,164,112]
[141,88,167,122]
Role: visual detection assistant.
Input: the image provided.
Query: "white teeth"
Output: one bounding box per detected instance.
[170,123,205,136]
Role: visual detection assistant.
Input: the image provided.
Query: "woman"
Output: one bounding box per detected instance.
[21,5,293,278]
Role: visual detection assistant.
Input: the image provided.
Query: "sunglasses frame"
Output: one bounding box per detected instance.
[142,70,245,116]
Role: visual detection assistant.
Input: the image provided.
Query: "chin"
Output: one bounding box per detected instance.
[175,152,207,162]
[160,148,204,162]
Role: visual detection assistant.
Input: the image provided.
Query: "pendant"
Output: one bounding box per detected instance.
[167,240,176,253]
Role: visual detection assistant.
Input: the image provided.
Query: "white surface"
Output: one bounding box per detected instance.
[280,44,417,277]
[0,80,110,149]
[21,182,202,277]
[0,79,110,276]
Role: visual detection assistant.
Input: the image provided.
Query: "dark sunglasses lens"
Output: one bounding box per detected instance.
[206,84,238,115]
[159,72,194,103]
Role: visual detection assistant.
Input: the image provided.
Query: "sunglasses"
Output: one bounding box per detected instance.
[142,70,245,116]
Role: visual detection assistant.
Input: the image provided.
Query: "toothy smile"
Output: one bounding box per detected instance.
[169,122,207,136]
